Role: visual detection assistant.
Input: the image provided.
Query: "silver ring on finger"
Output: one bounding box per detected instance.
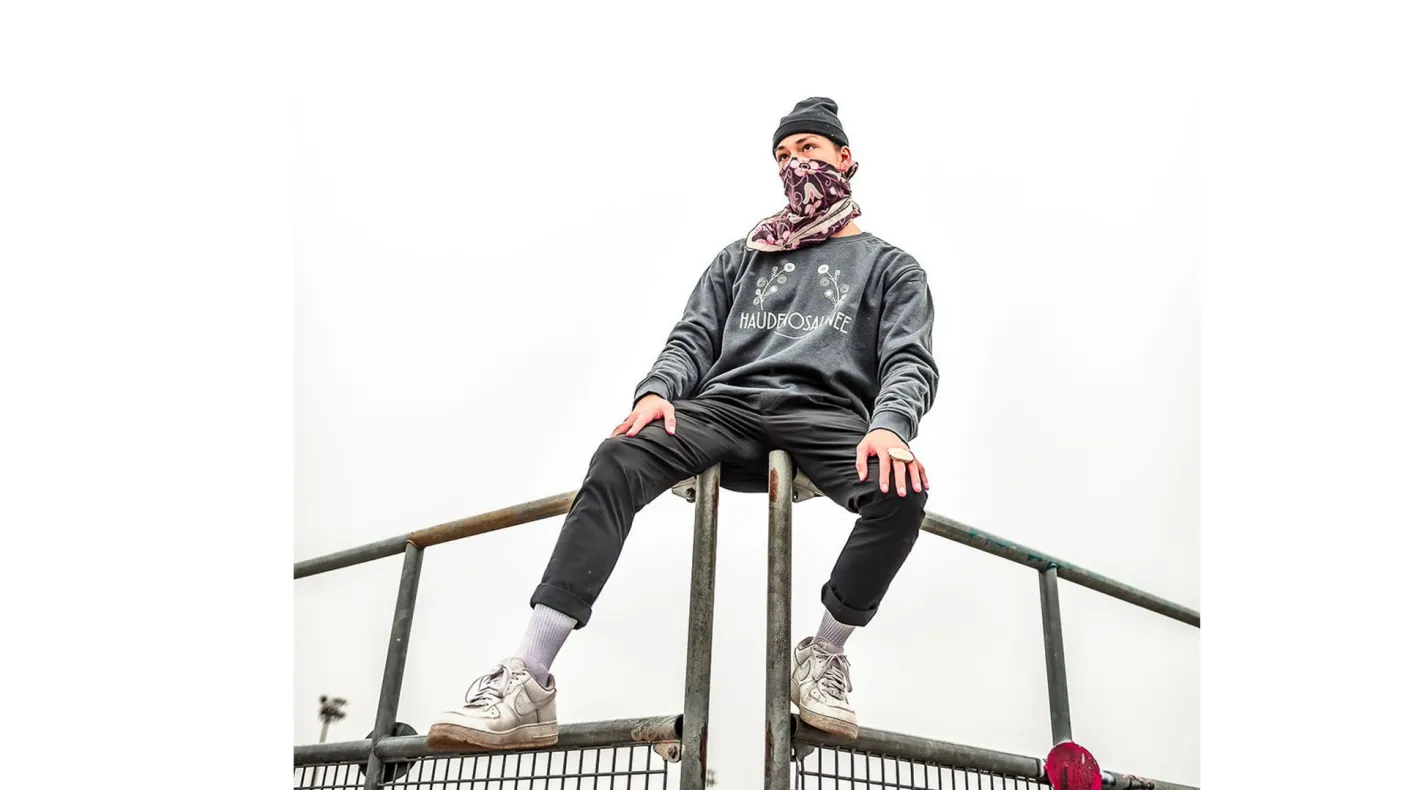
[887,447,915,463]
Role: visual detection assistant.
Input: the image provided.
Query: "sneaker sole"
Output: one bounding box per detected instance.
[426,721,559,751]
[790,679,859,740]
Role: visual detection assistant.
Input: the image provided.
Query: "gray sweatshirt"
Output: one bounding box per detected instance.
[633,231,939,442]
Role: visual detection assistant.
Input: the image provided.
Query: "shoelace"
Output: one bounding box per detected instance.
[463,664,527,708]
[812,647,853,698]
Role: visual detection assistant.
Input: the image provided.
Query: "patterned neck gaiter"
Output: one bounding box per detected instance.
[745,156,862,252]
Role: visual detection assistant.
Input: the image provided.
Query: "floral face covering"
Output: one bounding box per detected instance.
[745,156,862,252]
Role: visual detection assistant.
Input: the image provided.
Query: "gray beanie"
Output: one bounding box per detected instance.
[772,96,849,152]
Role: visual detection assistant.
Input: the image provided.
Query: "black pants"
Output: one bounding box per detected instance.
[531,391,927,629]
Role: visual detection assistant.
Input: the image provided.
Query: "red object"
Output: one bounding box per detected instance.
[1046,742,1102,790]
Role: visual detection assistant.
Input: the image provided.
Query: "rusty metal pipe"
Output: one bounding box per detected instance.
[764,451,794,789]
[408,491,577,548]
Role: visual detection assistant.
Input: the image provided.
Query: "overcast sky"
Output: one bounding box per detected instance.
[295,3,1198,784]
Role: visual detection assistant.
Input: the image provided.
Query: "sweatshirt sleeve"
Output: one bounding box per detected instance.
[632,247,736,405]
[868,265,939,443]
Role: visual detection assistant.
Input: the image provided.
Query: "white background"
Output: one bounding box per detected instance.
[2,2,1403,788]
[293,3,1198,783]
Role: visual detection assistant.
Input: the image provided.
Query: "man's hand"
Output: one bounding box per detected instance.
[855,428,929,496]
[611,394,677,438]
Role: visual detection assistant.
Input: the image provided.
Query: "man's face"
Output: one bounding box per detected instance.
[774,133,852,173]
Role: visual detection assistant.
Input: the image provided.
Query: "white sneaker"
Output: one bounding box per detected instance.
[427,658,559,751]
[790,637,858,738]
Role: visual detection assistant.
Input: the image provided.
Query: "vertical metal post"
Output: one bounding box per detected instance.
[681,465,721,790]
[1038,566,1073,744]
[363,542,423,790]
[765,450,795,788]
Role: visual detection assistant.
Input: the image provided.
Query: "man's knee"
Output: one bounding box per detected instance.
[588,435,638,481]
[862,486,928,530]
[585,435,668,510]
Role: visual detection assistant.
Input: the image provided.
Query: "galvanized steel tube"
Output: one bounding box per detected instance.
[764,450,794,789]
[792,718,1199,790]
[362,543,423,789]
[293,739,372,765]
[294,534,411,579]
[681,465,720,790]
[921,512,1200,627]
[1039,567,1073,744]
[371,715,684,760]
[794,717,1044,778]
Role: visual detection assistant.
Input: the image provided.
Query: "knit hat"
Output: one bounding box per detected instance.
[772,96,849,152]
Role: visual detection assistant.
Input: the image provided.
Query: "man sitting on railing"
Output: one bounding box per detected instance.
[427,97,940,752]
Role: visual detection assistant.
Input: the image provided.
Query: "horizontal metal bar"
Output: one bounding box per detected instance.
[293,739,372,765]
[921,512,1200,628]
[1104,772,1199,790]
[295,721,1195,789]
[293,491,576,579]
[293,494,1197,635]
[288,714,683,764]
[294,716,680,766]
[374,714,683,761]
[793,719,1197,790]
[293,534,411,579]
[407,490,577,548]
[794,717,1043,778]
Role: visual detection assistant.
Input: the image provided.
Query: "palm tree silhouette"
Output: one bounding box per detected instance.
[312,696,348,789]
[318,695,348,743]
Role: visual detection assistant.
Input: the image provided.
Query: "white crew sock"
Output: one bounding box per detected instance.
[816,611,856,651]
[515,604,577,686]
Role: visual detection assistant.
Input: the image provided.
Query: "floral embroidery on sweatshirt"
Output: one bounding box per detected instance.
[753,262,796,310]
[817,264,851,316]
[738,260,855,339]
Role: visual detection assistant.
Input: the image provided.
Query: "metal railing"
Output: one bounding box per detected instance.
[294,717,681,789]
[294,452,1199,790]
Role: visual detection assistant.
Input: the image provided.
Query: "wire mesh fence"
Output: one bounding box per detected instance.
[295,762,364,790]
[295,744,673,789]
[794,746,1041,790]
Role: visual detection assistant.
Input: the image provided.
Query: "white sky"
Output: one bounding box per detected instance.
[295,3,1198,785]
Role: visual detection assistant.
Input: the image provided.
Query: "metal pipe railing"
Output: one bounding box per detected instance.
[293,459,1199,790]
[764,451,796,787]
[292,494,1199,632]
[409,491,577,548]
[294,738,374,765]
[681,465,720,790]
[293,714,684,765]
[920,512,1199,628]
[1039,566,1073,745]
[293,534,411,580]
[794,716,1041,778]
[360,544,423,790]
[791,717,1198,790]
